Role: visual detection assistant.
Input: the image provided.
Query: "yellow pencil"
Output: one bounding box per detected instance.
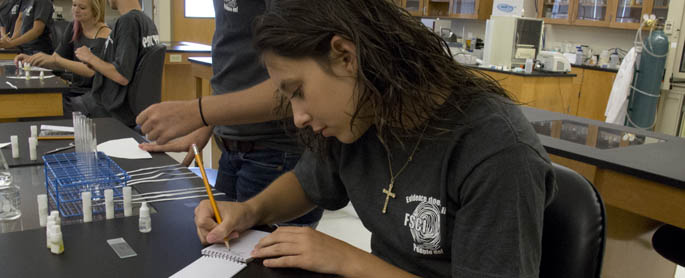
[192,144,230,250]
[37,135,75,140]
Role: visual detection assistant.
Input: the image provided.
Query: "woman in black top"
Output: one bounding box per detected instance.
[14,0,110,115]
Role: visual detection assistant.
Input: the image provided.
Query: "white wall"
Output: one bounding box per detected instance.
[154,0,171,41]
[436,18,638,55]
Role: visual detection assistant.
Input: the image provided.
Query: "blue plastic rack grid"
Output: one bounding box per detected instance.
[44,152,130,218]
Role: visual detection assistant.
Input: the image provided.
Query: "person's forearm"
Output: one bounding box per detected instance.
[1,27,7,38]
[11,14,22,39]
[202,80,285,126]
[344,252,419,278]
[87,55,129,85]
[245,171,317,226]
[55,55,95,77]
[9,23,43,47]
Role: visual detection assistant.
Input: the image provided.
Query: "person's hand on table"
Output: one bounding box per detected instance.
[24,52,56,68]
[195,200,257,245]
[13,53,30,65]
[251,226,368,276]
[136,100,205,145]
[138,126,213,166]
[0,37,13,49]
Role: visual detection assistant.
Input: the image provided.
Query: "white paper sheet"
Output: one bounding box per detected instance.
[97,138,152,159]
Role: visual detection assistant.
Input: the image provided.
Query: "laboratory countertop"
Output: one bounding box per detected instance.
[522,107,685,189]
[0,48,20,53]
[188,56,212,66]
[0,62,70,93]
[467,65,577,77]
[571,63,619,73]
[0,118,333,278]
[161,41,212,53]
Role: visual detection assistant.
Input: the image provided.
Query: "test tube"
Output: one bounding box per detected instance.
[28,137,37,160]
[123,187,132,217]
[37,194,48,227]
[81,191,92,223]
[30,125,38,138]
[105,189,114,219]
[10,135,19,158]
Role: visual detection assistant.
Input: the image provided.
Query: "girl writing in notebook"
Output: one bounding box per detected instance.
[14,0,110,116]
[194,0,557,277]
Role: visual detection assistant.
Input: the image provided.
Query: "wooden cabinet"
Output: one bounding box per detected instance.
[398,0,492,19]
[537,0,669,29]
[539,0,574,24]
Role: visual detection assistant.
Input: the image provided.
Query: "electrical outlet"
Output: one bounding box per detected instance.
[169,54,182,63]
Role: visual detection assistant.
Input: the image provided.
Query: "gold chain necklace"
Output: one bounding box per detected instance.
[381,125,427,214]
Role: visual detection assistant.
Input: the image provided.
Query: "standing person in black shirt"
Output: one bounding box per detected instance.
[0,0,52,54]
[14,0,110,116]
[0,0,21,40]
[74,0,159,126]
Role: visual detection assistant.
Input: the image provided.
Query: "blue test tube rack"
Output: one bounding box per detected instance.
[43,152,130,218]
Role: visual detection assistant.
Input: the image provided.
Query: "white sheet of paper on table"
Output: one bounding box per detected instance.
[97,138,152,159]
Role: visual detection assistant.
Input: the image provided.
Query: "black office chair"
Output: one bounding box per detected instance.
[652,224,685,266]
[539,163,607,278]
[49,20,71,53]
[127,44,166,116]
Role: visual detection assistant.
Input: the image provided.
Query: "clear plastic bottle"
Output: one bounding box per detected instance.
[0,151,21,221]
[139,202,151,233]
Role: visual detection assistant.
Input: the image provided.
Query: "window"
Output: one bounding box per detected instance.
[185,0,215,18]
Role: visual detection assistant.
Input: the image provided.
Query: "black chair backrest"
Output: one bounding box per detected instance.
[50,20,71,52]
[540,163,606,278]
[127,44,166,116]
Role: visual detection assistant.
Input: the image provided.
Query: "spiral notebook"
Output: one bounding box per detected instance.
[170,230,270,278]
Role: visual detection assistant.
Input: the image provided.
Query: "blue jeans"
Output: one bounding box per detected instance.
[215,149,323,226]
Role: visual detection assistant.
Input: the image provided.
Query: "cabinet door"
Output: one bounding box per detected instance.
[609,0,646,29]
[404,0,426,16]
[538,0,574,24]
[451,0,478,18]
[426,0,451,16]
[649,0,669,20]
[574,0,612,27]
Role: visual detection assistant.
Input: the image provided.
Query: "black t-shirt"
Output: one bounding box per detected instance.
[210,0,300,153]
[18,0,53,54]
[294,95,557,277]
[84,9,159,126]
[55,21,107,96]
[0,0,21,37]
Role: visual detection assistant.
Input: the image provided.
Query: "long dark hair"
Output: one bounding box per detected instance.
[254,0,510,153]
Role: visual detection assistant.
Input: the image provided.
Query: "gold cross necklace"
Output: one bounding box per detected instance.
[381,125,427,214]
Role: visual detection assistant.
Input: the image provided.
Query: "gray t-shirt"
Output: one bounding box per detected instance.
[0,0,21,37]
[18,0,52,54]
[294,96,557,277]
[85,10,159,126]
[55,22,107,96]
[211,0,300,153]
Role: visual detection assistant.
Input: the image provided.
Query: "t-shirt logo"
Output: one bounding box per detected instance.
[24,6,32,17]
[403,194,446,255]
[142,34,160,48]
[11,4,19,15]
[224,0,238,13]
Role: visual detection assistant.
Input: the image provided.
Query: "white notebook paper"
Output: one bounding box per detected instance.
[170,230,270,278]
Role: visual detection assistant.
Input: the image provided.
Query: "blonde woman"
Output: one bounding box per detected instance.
[15,0,110,115]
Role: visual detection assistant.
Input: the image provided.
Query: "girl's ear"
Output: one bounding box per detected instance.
[330,35,357,75]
